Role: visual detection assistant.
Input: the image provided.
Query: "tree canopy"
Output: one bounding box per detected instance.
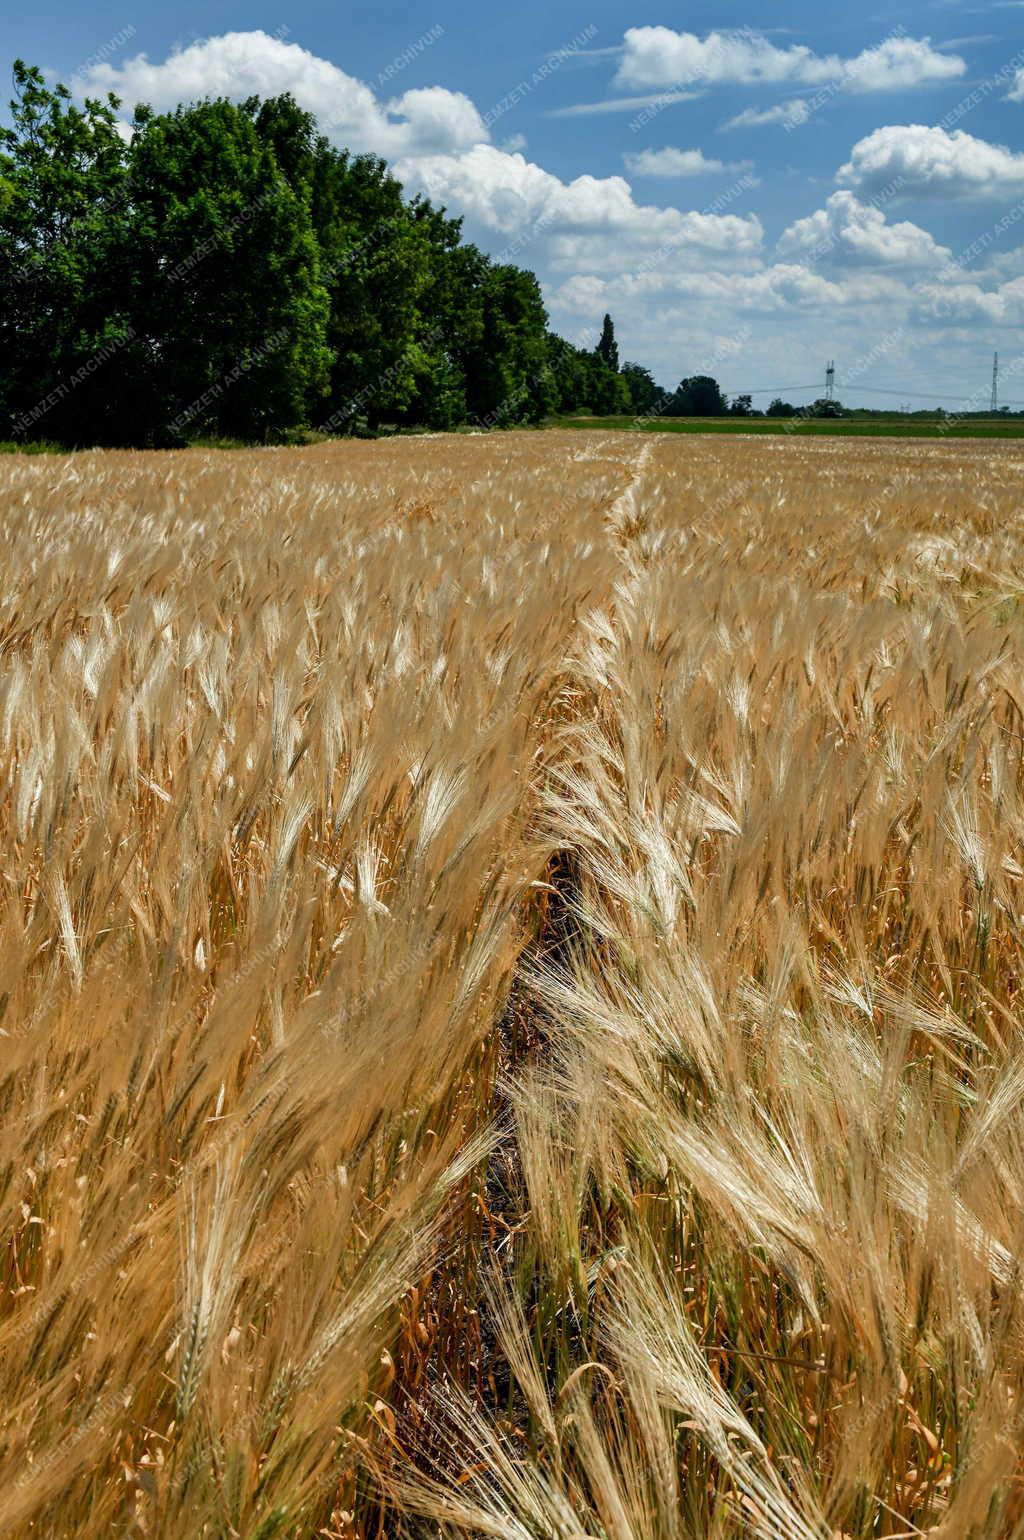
[1,64,642,445]
[672,375,729,417]
[1,61,773,445]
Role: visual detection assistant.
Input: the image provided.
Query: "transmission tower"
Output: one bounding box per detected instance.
[825,360,835,402]
[991,351,999,413]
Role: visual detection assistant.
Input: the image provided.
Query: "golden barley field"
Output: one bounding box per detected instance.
[3,429,1024,1539]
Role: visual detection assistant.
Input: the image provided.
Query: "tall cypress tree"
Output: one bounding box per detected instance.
[596,313,619,373]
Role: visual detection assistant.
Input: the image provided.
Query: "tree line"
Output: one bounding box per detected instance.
[1,62,828,448]
[1,64,652,446]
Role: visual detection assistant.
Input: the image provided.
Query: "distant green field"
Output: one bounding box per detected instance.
[550,415,1024,440]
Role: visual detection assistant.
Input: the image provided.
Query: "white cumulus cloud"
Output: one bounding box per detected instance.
[846,37,968,92]
[397,143,764,269]
[912,282,1009,322]
[552,262,882,322]
[624,147,752,177]
[75,30,487,159]
[777,191,952,268]
[614,27,964,92]
[838,124,1024,199]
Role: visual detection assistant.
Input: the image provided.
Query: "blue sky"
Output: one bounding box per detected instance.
[6,2,1024,408]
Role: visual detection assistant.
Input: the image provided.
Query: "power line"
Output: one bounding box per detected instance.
[726,381,1024,407]
[732,385,822,396]
[840,383,1024,406]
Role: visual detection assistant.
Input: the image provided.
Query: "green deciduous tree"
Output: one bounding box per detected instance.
[673,374,728,417]
[0,61,132,442]
[621,362,664,416]
[128,96,331,442]
[462,264,553,426]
